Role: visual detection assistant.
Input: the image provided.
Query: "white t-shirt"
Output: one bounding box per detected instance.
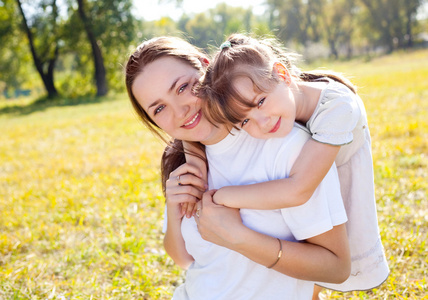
[172,125,347,300]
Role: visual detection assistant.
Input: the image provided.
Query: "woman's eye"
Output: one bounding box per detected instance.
[241,119,249,127]
[154,105,165,115]
[178,83,188,94]
[257,97,266,108]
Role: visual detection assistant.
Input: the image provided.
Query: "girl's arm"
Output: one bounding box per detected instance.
[213,139,340,209]
[197,190,351,283]
[163,163,206,269]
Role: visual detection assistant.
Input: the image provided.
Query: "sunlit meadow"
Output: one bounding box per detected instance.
[0,49,427,299]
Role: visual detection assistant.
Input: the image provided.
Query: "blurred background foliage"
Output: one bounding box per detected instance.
[0,0,427,99]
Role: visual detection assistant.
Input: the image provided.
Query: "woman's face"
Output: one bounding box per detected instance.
[232,76,296,139]
[132,56,225,145]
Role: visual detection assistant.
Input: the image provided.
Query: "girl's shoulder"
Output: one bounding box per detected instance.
[307,79,362,146]
[318,78,357,107]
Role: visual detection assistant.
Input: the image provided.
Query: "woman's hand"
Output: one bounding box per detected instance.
[195,190,243,248]
[166,163,207,219]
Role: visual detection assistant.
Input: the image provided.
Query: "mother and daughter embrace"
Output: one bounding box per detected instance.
[125,34,389,299]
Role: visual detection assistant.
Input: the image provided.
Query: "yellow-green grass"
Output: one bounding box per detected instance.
[0,49,427,299]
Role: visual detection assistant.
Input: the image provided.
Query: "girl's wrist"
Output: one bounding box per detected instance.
[211,189,220,204]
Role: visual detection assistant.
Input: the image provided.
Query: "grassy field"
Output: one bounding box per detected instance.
[0,49,427,299]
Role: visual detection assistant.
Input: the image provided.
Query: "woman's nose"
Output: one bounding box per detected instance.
[173,95,192,118]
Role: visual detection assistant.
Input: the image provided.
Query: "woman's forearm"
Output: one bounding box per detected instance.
[197,192,350,283]
[230,224,350,283]
[164,216,194,269]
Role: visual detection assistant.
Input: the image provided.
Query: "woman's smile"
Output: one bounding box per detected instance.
[182,110,201,128]
[132,56,228,145]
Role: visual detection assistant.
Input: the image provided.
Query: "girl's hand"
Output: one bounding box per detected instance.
[211,186,228,206]
[195,190,243,248]
[166,163,207,219]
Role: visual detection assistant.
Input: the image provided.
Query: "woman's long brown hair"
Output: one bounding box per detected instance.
[125,37,208,196]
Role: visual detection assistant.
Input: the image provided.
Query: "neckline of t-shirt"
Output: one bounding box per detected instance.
[205,127,245,154]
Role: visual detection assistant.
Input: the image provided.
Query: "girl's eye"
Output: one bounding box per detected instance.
[241,119,249,127]
[178,83,188,94]
[257,97,266,108]
[154,105,165,115]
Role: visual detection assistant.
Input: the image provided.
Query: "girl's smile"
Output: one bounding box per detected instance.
[269,117,282,133]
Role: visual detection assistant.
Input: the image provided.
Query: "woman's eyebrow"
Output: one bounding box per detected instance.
[169,75,184,92]
[147,75,185,110]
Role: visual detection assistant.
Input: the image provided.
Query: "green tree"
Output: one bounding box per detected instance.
[0,0,33,97]
[76,0,107,96]
[63,0,136,96]
[180,3,269,50]
[319,0,357,59]
[359,0,424,52]
[267,0,323,46]
[15,0,60,98]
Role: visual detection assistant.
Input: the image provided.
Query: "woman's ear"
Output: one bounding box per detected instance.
[272,62,291,86]
[199,57,210,68]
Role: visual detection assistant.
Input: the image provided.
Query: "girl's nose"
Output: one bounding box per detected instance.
[253,110,270,129]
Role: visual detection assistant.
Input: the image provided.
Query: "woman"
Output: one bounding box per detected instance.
[125,36,350,300]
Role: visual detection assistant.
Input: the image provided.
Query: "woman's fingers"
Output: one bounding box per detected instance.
[181,202,189,217]
[165,162,207,219]
[180,202,198,218]
[167,191,201,205]
[185,202,197,218]
[169,163,203,180]
[167,184,204,201]
[179,173,207,191]
[167,173,206,191]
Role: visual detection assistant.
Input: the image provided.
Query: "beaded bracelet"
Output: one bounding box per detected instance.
[267,238,283,269]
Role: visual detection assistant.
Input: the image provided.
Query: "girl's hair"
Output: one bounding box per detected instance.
[197,33,356,125]
[125,37,208,195]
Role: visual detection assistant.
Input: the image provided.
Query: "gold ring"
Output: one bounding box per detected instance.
[196,209,200,217]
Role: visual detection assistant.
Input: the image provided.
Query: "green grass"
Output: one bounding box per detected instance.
[1,49,427,299]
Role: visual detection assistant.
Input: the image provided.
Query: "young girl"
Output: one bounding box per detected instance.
[192,33,389,293]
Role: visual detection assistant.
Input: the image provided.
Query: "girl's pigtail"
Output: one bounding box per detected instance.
[299,71,357,94]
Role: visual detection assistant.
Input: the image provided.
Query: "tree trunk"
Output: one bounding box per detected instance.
[16,0,58,98]
[328,39,338,60]
[77,0,108,96]
[405,8,414,48]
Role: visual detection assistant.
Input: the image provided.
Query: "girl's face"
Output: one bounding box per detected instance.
[232,76,296,139]
[132,56,225,145]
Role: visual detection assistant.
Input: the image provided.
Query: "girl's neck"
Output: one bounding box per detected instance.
[294,81,326,124]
